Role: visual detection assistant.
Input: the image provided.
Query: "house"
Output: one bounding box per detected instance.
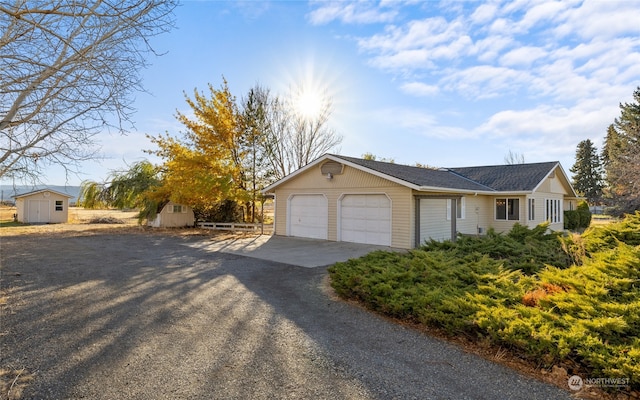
[147,201,195,228]
[262,154,580,249]
[13,189,74,224]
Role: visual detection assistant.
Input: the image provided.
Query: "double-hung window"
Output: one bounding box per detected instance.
[528,198,535,221]
[496,198,519,220]
[545,199,562,223]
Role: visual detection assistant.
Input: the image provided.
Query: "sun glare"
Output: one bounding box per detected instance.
[295,87,324,119]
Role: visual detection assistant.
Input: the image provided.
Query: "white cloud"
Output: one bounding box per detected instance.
[472,35,514,62]
[554,0,640,40]
[517,1,569,32]
[307,0,640,163]
[470,2,499,25]
[400,82,440,96]
[441,66,532,99]
[307,2,398,25]
[499,46,547,67]
[372,107,477,140]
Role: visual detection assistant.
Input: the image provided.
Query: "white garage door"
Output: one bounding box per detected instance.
[419,198,451,243]
[289,194,328,239]
[340,194,391,246]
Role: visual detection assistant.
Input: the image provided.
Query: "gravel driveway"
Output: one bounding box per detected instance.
[0,231,573,399]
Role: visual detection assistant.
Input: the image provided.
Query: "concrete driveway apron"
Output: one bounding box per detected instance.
[193,234,395,267]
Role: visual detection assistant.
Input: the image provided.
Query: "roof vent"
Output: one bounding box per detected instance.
[320,160,343,176]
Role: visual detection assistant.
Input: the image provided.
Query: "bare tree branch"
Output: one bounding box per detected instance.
[0,0,176,182]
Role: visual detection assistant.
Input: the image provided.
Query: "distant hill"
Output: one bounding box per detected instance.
[0,185,82,203]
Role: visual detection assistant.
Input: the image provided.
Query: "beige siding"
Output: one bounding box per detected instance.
[456,195,493,235]
[150,202,195,228]
[273,164,414,248]
[419,198,450,243]
[527,167,575,231]
[15,191,70,223]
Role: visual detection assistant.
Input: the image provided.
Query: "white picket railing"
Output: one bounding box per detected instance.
[197,222,273,233]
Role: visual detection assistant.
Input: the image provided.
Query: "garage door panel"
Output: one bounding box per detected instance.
[289,195,327,240]
[340,194,391,246]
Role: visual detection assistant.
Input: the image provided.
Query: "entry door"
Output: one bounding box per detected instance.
[28,200,50,223]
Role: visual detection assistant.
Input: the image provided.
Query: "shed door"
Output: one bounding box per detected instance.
[289,195,328,240]
[419,199,451,243]
[28,200,50,223]
[340,194,391,246]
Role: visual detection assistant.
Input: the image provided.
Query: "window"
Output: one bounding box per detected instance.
[446,198,465,220]
[55,200,63,211]
[496,198,519,220]
[528,198,535,221]
[168,204,187,214]
[546,199,562,223]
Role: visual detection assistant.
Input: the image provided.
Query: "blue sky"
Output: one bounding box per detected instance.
[40,0,640,185]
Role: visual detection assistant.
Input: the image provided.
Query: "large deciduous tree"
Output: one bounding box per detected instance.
[570,139,604,204]
[147,79,342,222]
[602,87,640,216]
[146,79,249,221]
[0,0,176,181]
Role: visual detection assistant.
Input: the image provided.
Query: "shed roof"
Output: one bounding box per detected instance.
[12,188,75,199]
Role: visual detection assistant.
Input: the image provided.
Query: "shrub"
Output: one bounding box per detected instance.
[564,201,592,230]
[328,215,640,390]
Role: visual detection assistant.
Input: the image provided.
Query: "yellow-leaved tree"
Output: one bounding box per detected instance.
[147,79,250,221]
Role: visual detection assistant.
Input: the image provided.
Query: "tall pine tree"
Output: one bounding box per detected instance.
[602,87,640,215]
[571,139,604,204]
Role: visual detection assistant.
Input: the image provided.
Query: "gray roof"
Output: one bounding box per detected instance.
[332,155,559,192]
[449,162,559,191]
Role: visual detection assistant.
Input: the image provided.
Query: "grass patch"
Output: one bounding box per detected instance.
[329,214,640,392]
[0,221,27,228]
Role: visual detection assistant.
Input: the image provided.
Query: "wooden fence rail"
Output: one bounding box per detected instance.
[197,222,274,233]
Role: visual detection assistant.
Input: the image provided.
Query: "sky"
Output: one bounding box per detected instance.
[34,0,640,186]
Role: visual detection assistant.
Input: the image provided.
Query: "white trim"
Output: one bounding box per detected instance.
[13,188,74,199]
[531,163,579,197]
[494,197,521,221]
[446,197,466,220]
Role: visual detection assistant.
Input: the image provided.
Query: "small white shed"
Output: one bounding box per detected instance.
[148,201,195,228]
[13,189,74,224]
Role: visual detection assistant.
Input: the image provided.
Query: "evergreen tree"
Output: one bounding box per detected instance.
[602,87,640,215]
[570,139,604,204]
